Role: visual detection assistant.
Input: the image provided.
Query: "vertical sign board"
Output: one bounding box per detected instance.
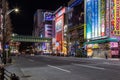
[86,0,101,39]
[106,0,110,37]
[115,0,119,30]
[110,0,115,36]
[100,0,106,36]
[91,0,95,38]
[115,0,120,35]
[86,0,92,39]
[55,15,64,51]
[55,8,65,52]
[98,0,101,36]
[94,0,98,37]
[111,0,120,36]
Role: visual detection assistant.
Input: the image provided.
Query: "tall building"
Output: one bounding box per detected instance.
[67,0,84,56]
[84,0,120,58]
[53,6,68,56]
[33,9,54,53]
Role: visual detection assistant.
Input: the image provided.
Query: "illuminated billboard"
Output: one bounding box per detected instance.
[55,15,64,32]
[44,12,54,21]
[113,0,120,35]
[105,0,110,37]
[86,0,106,39]
[55,7,65,53]
[100,0,106,36]
[55,15,64,52]
[109,0,120,42]
[86,0,92,39]
[110,42,118,48]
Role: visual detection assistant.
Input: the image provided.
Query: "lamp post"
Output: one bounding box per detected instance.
[1,0,19,64]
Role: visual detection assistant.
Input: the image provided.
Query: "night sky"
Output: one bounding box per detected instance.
[8,0,70,35]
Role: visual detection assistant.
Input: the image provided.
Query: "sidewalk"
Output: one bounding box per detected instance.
[0,57,27,80]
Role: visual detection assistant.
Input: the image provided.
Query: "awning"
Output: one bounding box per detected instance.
[84,38,118,45]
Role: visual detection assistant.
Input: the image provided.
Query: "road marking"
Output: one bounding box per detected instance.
[28,59,34,62]
[103,62,120,66]
[73,63,105,70]
[48,65,71,73]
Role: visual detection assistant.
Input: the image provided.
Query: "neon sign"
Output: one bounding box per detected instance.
[115,0,119,30]
[113,0,120,35]
[100,0,105,36]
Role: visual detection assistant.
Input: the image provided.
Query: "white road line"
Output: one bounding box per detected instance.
[48,65,71,73]
[103,62,120,66]
[28,59,34,62]
[73,63,105,70]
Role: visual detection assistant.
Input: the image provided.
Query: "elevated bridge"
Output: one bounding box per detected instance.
[11,35,52,42]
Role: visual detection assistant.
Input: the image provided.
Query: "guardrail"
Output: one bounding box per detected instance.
[0,66,19,80]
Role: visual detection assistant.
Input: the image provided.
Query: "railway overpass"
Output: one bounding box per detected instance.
[11,35,52,42]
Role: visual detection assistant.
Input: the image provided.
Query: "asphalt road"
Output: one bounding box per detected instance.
[7,55,120,80]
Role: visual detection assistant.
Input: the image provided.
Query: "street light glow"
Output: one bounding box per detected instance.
[14,8,19,12]
[6,8,19,15]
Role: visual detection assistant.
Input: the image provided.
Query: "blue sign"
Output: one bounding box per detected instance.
[5,45,9,49]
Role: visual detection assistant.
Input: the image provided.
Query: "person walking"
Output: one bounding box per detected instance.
[104,51,108,59]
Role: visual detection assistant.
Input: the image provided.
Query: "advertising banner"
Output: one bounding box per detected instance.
[44,12,54,21]
[94,0,98,37]
[98,0,101,36]
[111,0,120,36]
[86,0,92,39]
[86,0,100,39]
[55,12,64,52]
[91,0,95,38]
[100,0,106,36]
[56,31,62,51]
[55,15,64,32]
[115,0,120,30]
[105,0,110,37]
[110,0,115,36]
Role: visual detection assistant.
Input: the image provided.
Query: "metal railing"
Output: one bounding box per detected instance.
[0,66,19,80]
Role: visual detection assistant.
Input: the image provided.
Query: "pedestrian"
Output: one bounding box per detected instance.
[104,51,108,59]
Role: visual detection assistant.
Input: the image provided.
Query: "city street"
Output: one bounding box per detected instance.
[5,55,120,80]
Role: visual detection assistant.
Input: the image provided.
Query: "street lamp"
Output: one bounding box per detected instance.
[6,8,19,16]
[2,8,19,64]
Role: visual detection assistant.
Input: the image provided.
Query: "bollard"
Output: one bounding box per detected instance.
[10,73,19,80]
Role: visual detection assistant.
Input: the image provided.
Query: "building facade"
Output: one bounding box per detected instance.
[67,0,85,57]
[53,6,69,56]
[33,9,54,53]
[85,0,120,58]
